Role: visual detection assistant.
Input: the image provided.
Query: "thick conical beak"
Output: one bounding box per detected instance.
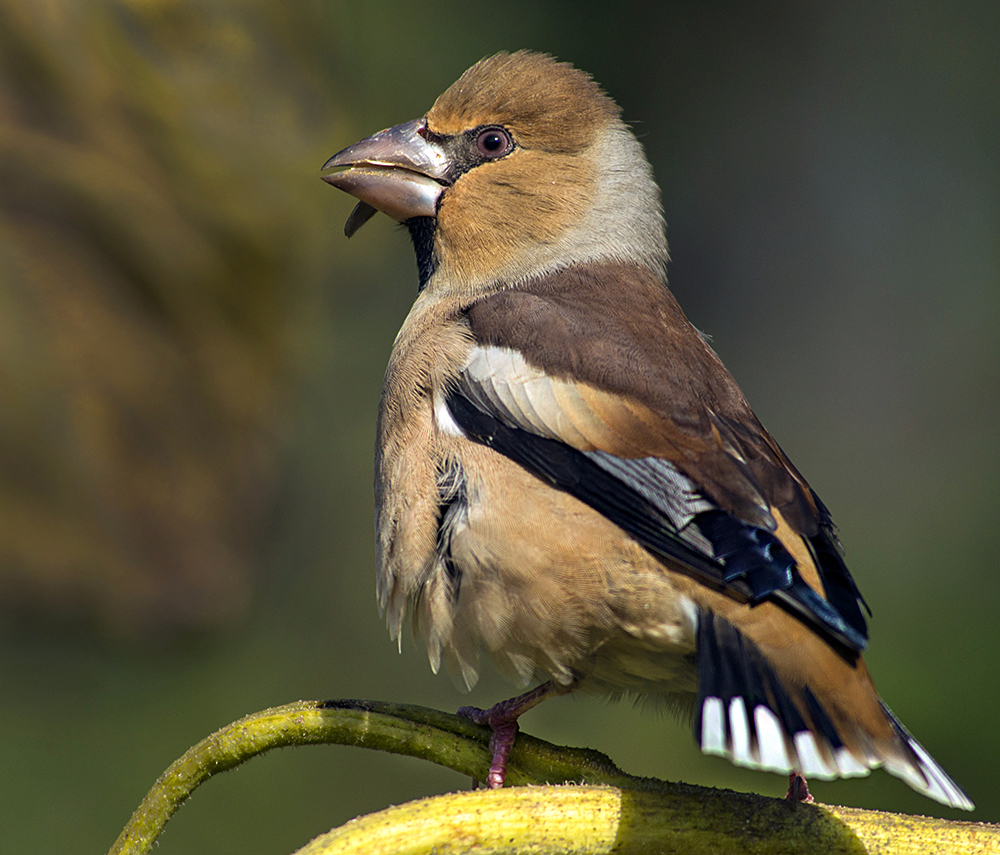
[322,118,448,237]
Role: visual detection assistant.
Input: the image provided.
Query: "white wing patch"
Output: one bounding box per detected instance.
[433,389,466,437]
[463,345,586,443]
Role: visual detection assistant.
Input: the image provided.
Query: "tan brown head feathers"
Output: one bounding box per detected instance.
[427,51,619,153]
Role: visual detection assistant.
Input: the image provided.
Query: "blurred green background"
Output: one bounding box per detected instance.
[1,0,998,851]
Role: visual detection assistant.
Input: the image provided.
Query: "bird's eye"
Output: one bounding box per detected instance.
[475,126,513,159]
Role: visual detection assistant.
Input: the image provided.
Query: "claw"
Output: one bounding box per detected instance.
[458,682,558,788]
[785,771,815,807]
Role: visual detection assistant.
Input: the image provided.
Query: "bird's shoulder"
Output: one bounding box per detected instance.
[461,261,817,533]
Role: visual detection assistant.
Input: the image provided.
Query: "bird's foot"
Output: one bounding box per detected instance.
[458,682,557,788]
[785,771,814,807]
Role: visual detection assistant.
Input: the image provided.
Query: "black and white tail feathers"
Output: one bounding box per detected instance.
[694,609,973,810]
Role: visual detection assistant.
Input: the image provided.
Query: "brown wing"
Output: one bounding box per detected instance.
[456,261,867,649]
[465,261,820,532]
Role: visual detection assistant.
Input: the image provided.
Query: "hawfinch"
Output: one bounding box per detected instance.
[322,51,972,810]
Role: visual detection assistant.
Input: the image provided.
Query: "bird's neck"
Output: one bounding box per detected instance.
[420,124,669,299]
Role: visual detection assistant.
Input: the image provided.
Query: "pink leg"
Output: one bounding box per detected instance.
[785,771,814,806]
[458,682,559,788]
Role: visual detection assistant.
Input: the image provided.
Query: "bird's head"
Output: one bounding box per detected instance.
[323,52,667,294]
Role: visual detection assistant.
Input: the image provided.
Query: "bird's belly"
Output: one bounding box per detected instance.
[425,443,699,694]
[581,626,699,699]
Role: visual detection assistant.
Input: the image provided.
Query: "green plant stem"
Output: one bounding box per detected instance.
[108,698,631,855]
[107,699,1000,855]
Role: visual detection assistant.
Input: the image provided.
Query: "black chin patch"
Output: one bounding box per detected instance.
[406,217,438,291]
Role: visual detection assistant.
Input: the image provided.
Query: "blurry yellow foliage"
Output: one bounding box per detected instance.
[0,0,341,638]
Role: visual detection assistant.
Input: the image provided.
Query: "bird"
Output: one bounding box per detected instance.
[321,50,973,810]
